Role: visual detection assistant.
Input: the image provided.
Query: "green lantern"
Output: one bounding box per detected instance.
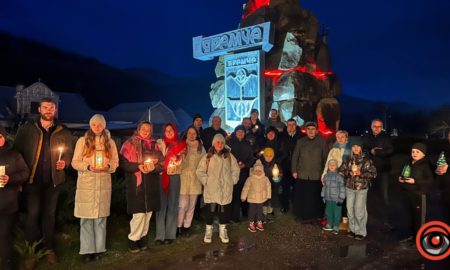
[401,164,411,180]
[437,151,447,167]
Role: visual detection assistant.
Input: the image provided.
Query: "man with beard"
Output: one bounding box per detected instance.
[14,98,73,265]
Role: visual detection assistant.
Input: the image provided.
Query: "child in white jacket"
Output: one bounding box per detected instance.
[241,160,272,232]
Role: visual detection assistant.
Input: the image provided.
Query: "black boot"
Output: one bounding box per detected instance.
[183,227,191,237]
[128,239,141,253]
[137,237,148,251]
[177,227,183,237]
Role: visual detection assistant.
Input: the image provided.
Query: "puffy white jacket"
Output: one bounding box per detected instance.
[196,152,240,205]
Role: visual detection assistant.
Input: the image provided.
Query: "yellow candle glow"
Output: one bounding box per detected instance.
[58,147,63,161]
[0,165,5,188]
[95,150,104,169]
[272,163,280,180]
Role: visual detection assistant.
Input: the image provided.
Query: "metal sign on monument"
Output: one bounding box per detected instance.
[193,22,273,61]
[224,51,263,129]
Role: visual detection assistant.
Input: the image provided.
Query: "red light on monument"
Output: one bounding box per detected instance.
[243,0,271,19]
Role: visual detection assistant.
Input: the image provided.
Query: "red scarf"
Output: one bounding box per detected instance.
[161,123,186,196]
[120,134,157,187]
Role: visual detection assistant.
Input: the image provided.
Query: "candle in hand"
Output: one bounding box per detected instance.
[58,147,63,161]
[0,166,5,188]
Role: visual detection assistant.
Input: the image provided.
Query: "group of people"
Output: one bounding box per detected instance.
[0,98,449,270]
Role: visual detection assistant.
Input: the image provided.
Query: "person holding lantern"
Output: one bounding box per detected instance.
[338,139,377,240]
[398,143,433,242]
[261,147,283,222]
[241,160,271,232]
[178,126,205,237]
[0,126,29,270]
[72,114,119,262]
[155,123,186,245]
[196,134,240,244]
[13,97,73,265]
[120,121,163,253]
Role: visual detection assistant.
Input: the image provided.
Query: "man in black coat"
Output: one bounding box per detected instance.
[362,119,393,226]
[279,118,303,212]
[201,116,227,152]
[227,125,254,222]
[434,131,450,224]
[13,98,74,264]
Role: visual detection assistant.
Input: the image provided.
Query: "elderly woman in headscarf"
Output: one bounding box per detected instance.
[72,114,119,262]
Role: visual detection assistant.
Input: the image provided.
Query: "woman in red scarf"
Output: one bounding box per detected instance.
[120,121,163,253]
[155,123,186,245]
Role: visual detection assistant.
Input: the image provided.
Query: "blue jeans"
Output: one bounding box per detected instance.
[346,188,368,236]
[155,175,180,241]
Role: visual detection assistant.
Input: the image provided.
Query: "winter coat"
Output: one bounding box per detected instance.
[362,131,393,172]
[291,135,329,180]
[180,142,206,195]
[72,133,119,218]
[321,172,346,203]
[279,130,303,173]
[241,174,271,204]
[227,135,255,187]
[0,147,30,214]
[400,157,433,195]
[339,153,377,190]
[13,118,74,185]
[120,139,163,214]
[258,133,287,165]
[196,152,240,205]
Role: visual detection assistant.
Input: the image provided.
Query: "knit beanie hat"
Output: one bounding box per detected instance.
[265,126,278,136]
[263,147,275,158]
[212,134,225,146]
[89,114,106,127]
[412,143,427,155]
[253,159,264,172]
[304,121,317,128]
[234,125,246,133]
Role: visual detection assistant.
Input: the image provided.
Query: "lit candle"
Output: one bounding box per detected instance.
[272,163,280,181]
[58,147,63,161]
[0,165,5,188]
[351,162,358,174]
[144,158,154,171]
[255,125,259,130]
[95,150,104,169]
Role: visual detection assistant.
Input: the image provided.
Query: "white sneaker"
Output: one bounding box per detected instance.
[219,224,229,244]
[204,225,213,243]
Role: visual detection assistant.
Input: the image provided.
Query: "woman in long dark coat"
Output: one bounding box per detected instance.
[120,121,163,253]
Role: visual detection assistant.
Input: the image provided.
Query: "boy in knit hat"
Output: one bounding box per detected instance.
[241,160,272,232]
[321,159,346,234]
[261,147,282,222]
[398,142,433,242]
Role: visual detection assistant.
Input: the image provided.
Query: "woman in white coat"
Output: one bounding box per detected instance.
[196,134,240,244]
[72,114,119,262]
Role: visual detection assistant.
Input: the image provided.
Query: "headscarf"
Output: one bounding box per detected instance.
[161,123,186,196]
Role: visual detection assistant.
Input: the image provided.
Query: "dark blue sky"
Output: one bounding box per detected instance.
[1,0,449,107]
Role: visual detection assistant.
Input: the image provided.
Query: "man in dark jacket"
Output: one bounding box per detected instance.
[362,119,393,226]
[291,122,329,221]
[434,131,450,224]
[201,116,227,152]
[0,126,29,270]
[227,125,254,222]
[13,98,74,264]
[279,118,303,212]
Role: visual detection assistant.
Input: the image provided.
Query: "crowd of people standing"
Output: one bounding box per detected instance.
[0,98,449,270]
